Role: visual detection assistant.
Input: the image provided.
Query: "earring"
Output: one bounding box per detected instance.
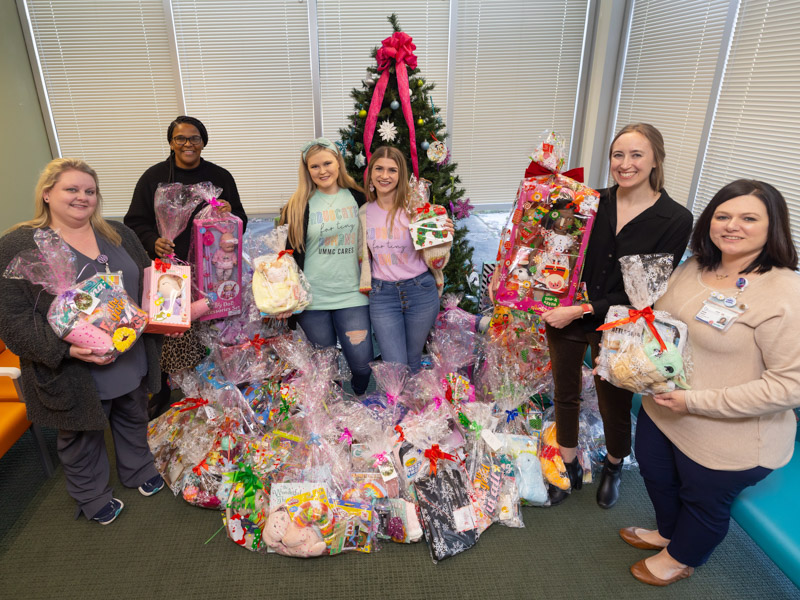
[369,184,375,193]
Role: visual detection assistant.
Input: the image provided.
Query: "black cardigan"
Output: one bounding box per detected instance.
[581,186,693,331]
[0,222,163,431]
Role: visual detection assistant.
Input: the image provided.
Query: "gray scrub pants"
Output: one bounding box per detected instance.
[57,381,159,520]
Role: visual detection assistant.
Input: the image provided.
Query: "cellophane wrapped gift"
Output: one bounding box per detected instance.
[369,361,411,425]
[264,486,336,558]
[214,333,289,386]
[407,175,453,251]
[539,419,572,497]
[413,451,479,563]
[494,132,600,314]
[147,398,215,492]
[224,459,269,552]
[4,228,148,358]
[247,224,311,316]
[190,196,244,321]
[596,254,691,394]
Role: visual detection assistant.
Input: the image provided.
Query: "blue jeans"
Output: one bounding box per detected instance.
[636,408,771,567]
[295,305,373,395]
[369,271,440,372]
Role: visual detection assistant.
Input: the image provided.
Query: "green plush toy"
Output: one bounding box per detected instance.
[643,329,689,390]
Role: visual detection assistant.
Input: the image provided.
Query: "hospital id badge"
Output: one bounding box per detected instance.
[695,292,746,332]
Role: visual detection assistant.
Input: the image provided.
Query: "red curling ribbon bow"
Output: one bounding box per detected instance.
[524,161,585,183]
[154,258,171,273]
[192,458,209,476]
[596,306,667,352]
[171,397,209,412]
[249,334,267,352]
[394,425,405,442]
[364,32,420,181]
[424,444,455,476]
[276,249,294,260]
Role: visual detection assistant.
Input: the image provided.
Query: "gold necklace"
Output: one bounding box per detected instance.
[714,272,729,280]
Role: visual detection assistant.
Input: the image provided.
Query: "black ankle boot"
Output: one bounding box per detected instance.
[547,457,583,506]
[596,456,623,509]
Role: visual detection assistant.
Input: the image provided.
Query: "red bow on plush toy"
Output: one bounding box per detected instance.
[364,32,420,180]
[596,306,667,352]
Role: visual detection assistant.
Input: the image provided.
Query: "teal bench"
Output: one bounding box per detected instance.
[730,436,800,588]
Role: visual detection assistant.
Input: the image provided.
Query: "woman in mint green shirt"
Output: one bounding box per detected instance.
[279,138,372,395]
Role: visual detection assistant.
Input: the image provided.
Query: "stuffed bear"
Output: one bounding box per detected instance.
[264,507,328,558]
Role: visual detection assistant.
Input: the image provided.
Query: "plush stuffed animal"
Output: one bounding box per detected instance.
[539,423,571,491]
[607,329,689,394]
[516,452,548,506]
[643,331,689,389]
[264,507,328,558]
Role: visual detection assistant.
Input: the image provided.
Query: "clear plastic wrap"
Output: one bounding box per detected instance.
[4,229,148,358]
[596,254,691,395]
[213,333,290,387]
[224,459,269,552]
[248,224,312,315]
[539,421,571,495]
[264,486,335,558]
[154,182,217,247]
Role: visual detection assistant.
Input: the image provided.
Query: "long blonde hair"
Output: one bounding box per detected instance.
[366,146,411,231]
[280,145,362,251]
[11,158,121,245]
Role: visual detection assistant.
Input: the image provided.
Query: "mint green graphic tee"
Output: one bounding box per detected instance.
[303,188,368,310]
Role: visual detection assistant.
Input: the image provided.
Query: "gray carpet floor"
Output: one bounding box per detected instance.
[1,427,798,599]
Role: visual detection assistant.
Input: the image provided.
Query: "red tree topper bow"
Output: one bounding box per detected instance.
[171,397,209,412]
[524,161,585,183]
[154,258,172,272]
[596,306,667,352]
[424,444,455,476]
[364,32,420,181]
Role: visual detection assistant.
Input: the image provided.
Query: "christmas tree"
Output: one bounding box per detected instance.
[338,14,477,311]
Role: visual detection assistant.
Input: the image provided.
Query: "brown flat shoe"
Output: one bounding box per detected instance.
[630,558,694,586]
[619,527,665,550]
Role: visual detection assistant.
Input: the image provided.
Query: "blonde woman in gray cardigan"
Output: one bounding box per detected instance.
[622,179,800,586]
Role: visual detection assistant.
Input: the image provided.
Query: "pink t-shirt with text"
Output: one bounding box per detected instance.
[365,202,428,282]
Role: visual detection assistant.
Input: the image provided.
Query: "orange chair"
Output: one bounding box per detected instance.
[0,340,56,476]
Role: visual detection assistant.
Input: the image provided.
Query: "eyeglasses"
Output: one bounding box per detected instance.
[172,135,203,146]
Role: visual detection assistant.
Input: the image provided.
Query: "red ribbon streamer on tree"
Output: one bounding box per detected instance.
[524,161,585,183]
[154,258,171,273]
[424,444,455,476]
[596,306,667,352]
[363,32,420,181]
[171,397,209,412]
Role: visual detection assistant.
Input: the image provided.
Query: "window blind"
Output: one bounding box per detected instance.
[694,0,800,249]
[614,0,730,206]
[452,0,588,205]
[316,0,451,143]
[171,0,315,213]
[25,0,179,216]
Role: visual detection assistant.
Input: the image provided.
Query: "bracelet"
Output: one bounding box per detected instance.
[581,303,593,316]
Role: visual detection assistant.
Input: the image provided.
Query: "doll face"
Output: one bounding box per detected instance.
[158,275,183,297]
[219,233,236,252]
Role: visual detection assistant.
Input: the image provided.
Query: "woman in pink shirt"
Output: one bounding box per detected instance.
[358,146,453,371]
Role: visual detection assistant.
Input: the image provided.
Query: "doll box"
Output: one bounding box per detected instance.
[142,262,191,334]
[192,216,243,321]
[408,215,452,250]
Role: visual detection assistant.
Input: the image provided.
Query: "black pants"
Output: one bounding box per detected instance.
[546,320,634,458]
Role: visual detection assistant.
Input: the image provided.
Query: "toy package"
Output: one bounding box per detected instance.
[494,132,600,313]
[264,486,335,558]
[3,228,148,358]
[247,225,312,316]
[191,195,244,321]
[596,254,691,394]
[141,260,191,334]
[224,460,269,553]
